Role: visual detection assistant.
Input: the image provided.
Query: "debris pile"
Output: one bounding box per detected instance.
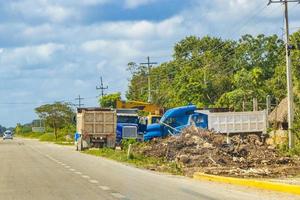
[133,127,300,177]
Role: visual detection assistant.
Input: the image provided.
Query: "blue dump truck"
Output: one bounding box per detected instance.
[144,105,267,141]
[144,105,207,141]
[116,109,145,144]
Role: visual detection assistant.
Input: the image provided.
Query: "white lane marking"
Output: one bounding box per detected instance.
[74,171,82,175]
[64,165,71,168]
[111,193,125,199]
[61,163,66,166]
[89,180,99,184]
[81,175,90,179]
[69,168,75,171]
[99,186,110,191]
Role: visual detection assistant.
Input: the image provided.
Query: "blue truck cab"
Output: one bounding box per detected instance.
[144,105,208,141]
[116,109,143,143]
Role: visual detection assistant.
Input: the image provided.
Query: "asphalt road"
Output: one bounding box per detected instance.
[0,138,299,200]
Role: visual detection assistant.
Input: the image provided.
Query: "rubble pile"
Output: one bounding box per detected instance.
[133,127,300,177]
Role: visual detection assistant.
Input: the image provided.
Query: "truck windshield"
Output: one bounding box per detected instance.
[164,116,188,127]
[117,116,139,124]
[151,117,161,124]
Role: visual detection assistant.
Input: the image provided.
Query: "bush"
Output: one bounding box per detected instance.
[278,141,300,156]
[121,138,137,150]
[56,124,76,142]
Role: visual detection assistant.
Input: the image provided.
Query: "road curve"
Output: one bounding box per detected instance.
[0,138,298,200]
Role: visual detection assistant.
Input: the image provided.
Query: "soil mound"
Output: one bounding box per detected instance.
[133,127,300,177]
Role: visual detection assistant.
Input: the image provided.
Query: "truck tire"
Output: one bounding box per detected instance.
[82,136,90,149]
[107,136,116,148]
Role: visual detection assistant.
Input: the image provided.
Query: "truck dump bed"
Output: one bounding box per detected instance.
[77,108,117,148]
[197,110,267,134]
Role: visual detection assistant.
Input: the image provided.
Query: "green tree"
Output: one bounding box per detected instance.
[126,62,148,102]
[35,102,74,140]
[217,68,266,110]
[126,34,286,110]
[15,123,23,134]
[290,30,300,99]
[99,93,121,108]
[0,125,6,134]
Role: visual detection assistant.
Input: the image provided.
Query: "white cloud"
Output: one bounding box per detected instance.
[23,24,54,37]
[54,0,110,6]
[7,0,113,24]
[10,1,75,23]
[0,43,64,68]
[124,0,157,9]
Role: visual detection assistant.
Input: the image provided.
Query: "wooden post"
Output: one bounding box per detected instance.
[127,144,132,159]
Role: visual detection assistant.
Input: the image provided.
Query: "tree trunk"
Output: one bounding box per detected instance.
[54,128,58,141]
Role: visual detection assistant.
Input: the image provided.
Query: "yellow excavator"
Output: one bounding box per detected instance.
[116,100,163,125]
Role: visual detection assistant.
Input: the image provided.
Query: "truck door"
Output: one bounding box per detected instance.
[189,113,208,129]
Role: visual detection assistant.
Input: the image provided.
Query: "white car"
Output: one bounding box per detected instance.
[3,130,13,140]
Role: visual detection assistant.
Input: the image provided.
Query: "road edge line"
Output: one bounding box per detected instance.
[193,172,300,196]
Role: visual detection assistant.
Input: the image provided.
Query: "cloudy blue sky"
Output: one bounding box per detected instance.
[0,0,299,127]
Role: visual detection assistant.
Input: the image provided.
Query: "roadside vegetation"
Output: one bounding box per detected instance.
[16,130,75,145]
[15,102,76,146]
[84,140,183,175]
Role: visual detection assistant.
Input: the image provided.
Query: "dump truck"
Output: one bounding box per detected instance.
[116,109,146,143]
[76,107,117,150]
[144,105,267,141]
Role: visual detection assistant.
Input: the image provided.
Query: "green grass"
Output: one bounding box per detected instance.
[83,148,183,175]
[17,132,74,146]
[39,133,56,141]
[54,141,74,146]
[278,142,300,156]
[17,132,44,139]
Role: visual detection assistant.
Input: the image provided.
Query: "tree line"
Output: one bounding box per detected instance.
[126,32,300,112]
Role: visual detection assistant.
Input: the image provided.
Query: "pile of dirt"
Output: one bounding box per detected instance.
[133,127,300,177]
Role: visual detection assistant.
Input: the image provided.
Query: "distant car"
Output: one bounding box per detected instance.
[3,130,13,140]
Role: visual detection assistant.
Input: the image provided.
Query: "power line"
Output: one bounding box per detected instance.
[128,4,271,81]
[147,5,285,82]
[0,96,99,106]
[140,56,158,103]
[74,95,84,108]
[96,76,108,98]
[130,3,278,81]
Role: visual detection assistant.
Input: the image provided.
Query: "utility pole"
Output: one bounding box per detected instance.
[268,0,299,148]
[96,76,108,98]
[75,95,84,108]
[140,56,157,103]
